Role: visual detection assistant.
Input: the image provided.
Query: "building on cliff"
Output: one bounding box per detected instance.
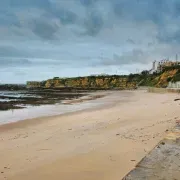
[149,59,180,74]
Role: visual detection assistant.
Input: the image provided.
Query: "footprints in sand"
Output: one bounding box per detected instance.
[157,119,173,125]
[115,116,178,143]
[116,130,161,143]
[7,131,37,141]
[0,166,10,179]
[109,155,116,162]
[37,149,51,151]
[115,118,176,143]
[9,133,29,140]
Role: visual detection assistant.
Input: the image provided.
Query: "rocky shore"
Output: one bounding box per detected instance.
[0,88,89,111]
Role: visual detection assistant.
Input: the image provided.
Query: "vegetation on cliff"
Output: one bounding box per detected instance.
[26,64,180,89]
[27,75,137,90]
[130,65,180,88]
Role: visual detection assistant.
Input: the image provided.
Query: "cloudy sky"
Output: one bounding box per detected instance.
[0,0,180,83]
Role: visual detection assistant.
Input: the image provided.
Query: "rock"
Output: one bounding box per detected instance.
[174,98,180,101]
[176,120,180,124]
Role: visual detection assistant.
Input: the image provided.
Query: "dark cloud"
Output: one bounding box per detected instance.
[80,0,98,7]
[1,0,180,83]
[100,49,147,66]
[2,0,180,41]
[0,46,27,57]
[51,8,77,25]
[30,18,58,40]
[0,12,20,27]
[157,30,180,44]
[112,0,166,25]
[0,0,51,9]
[0,58,32,67]
[126,39,135,45]
[83,10,104,36]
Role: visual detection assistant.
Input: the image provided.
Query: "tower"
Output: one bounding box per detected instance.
[152,60,156,70]
[176,54,178,62]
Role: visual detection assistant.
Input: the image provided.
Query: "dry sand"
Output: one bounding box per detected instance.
[0,90,180,180]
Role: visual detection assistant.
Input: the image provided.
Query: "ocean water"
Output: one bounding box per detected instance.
[0,91,41,99]
[0,90,103,124]
[0,91,131,125]
[0,98,104,125]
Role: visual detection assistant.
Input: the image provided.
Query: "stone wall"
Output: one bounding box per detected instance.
[148,87,180,93]
[167,81,180,89]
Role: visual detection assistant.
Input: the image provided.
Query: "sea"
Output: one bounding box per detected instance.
[0,90,104,125]
[0,90,40,101]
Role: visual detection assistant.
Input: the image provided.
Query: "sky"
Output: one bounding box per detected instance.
[0,0,180,83]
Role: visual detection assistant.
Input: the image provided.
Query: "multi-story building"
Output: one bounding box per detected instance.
[150,59,180,74]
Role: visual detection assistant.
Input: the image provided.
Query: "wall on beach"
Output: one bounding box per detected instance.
[168,81,180,89]
[148,87,180,93]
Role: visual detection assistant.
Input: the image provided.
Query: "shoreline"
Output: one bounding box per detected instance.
[0,90,129,130]
[0,90,180,180]
[0,91,112,126]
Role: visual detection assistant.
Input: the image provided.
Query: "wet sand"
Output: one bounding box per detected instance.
[0,90,180,180]
[0,91,109,125]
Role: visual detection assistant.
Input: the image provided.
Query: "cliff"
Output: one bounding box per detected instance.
[155,69,179,88]
[150,65,180,88]
[27,75,137,90]
[132,65,180,88]
[26,81,46,89]
[26,65,180,90]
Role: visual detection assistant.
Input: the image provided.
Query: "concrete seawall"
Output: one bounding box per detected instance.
[148,87,180,93]
[122,121,180,180]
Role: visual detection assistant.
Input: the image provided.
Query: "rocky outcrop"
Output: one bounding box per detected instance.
[0,84,26,90]
[26,81,41,88]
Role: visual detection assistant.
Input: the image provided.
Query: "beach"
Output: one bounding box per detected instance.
[0,90,180,180]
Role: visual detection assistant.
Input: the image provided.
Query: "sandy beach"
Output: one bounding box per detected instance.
[0,90,180,180]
